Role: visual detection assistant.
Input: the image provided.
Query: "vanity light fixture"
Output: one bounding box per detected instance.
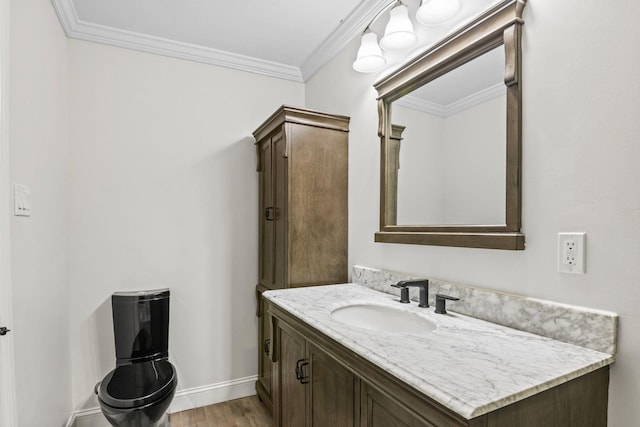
[416,0,463,25]
[353,31,387,73]
[352,0,464,73]
[380,4,418,50]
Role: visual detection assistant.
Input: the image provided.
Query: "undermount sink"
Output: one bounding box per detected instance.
[331,304,436,334]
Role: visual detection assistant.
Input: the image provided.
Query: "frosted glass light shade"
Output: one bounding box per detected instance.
[353,32,386,73]
[380,5,418,51]
[416,0,463,26]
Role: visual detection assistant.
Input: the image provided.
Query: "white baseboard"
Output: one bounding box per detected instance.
[64,411,78,427]
[169,375,258,413]
[69,408,108,427]
[67,375,258,427]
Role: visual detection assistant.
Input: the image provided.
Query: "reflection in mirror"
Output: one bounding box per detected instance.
[392,46,506,225]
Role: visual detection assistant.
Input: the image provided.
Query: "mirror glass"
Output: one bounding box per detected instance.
[391,46,506,225]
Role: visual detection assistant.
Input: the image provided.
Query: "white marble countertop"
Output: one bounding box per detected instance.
[263,284,615,420]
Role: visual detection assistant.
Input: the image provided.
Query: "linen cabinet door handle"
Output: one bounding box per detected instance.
[264,207,274,221]
[264,339,270,356]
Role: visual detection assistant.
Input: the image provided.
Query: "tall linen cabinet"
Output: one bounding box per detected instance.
[252,106,349,413]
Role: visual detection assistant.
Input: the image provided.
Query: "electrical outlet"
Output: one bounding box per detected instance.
[558,232,586,274]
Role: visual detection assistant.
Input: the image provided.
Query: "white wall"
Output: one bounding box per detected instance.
[305,1,640,425]
[442,95,505,224]
[9,0,72,425]
[67,40,305,410]
[394,96,505,225]
[394,105,445,224]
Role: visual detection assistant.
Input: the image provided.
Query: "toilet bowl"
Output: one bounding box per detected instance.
[96,289,178,427]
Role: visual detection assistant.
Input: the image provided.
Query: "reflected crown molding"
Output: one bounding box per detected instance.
[395,83,505,117]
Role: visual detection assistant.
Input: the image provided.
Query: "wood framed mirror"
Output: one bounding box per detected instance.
[374,0,526,250]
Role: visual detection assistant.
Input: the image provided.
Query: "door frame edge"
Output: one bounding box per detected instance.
[0,0,18,425]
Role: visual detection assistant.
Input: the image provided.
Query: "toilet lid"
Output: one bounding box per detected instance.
[98,359,176,409]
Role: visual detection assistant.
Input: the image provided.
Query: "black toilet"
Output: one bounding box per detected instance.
[96,289,178,427]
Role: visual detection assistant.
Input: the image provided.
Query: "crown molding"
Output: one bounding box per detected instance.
[395,83,505,117]
[50,0,304,82]
[50,0,392,83]
[394,95,445,117]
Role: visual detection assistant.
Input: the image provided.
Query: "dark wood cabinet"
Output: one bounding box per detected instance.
[266,301,610,427]
[362,383,432,427]
[308,343,355,427]
[252,105,350,409]
[257,130,287,290]
[278,322,306,427]
[255,286,274,413]
[359,370,473,427]
[273,320,356,427]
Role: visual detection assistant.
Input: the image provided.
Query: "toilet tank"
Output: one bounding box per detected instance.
[111,289,170,364]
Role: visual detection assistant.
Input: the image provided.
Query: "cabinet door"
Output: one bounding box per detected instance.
[287,122,348,287]
[256,292,273,409]
[278,323,306,427]
[308,344,355,427]
[272,131,287,288]
[361,382,436,427]
[258,139,275,288]
[258,130,287,290]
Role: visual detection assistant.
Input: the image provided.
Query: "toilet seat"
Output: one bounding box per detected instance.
[98,359,176,409]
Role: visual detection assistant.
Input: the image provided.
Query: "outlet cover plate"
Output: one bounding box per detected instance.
[558,232,586,274]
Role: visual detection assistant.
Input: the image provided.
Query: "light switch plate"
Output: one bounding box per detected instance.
[14,183,31,217]
[558,232,586,274]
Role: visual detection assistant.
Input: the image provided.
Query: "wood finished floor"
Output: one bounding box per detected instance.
[170,396,272,427]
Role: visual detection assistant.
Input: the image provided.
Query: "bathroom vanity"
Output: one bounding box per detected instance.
[252,3,620,424]
[263,269,617,427]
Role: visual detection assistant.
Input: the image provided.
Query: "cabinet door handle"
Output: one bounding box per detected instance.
[300,361,309,384]
[264,339,270,356]
[264,207,274,221]
[295,359,303,380]
[295,359,309,384]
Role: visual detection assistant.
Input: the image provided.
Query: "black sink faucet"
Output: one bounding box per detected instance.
[391,279,429,307]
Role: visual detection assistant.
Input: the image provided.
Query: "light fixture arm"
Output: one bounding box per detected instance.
[361,0,404,34]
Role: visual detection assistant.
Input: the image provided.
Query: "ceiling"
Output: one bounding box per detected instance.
[51,0,500,83]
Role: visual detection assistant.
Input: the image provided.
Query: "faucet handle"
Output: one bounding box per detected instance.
[391,283,410,303]
[435,294,459,314]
